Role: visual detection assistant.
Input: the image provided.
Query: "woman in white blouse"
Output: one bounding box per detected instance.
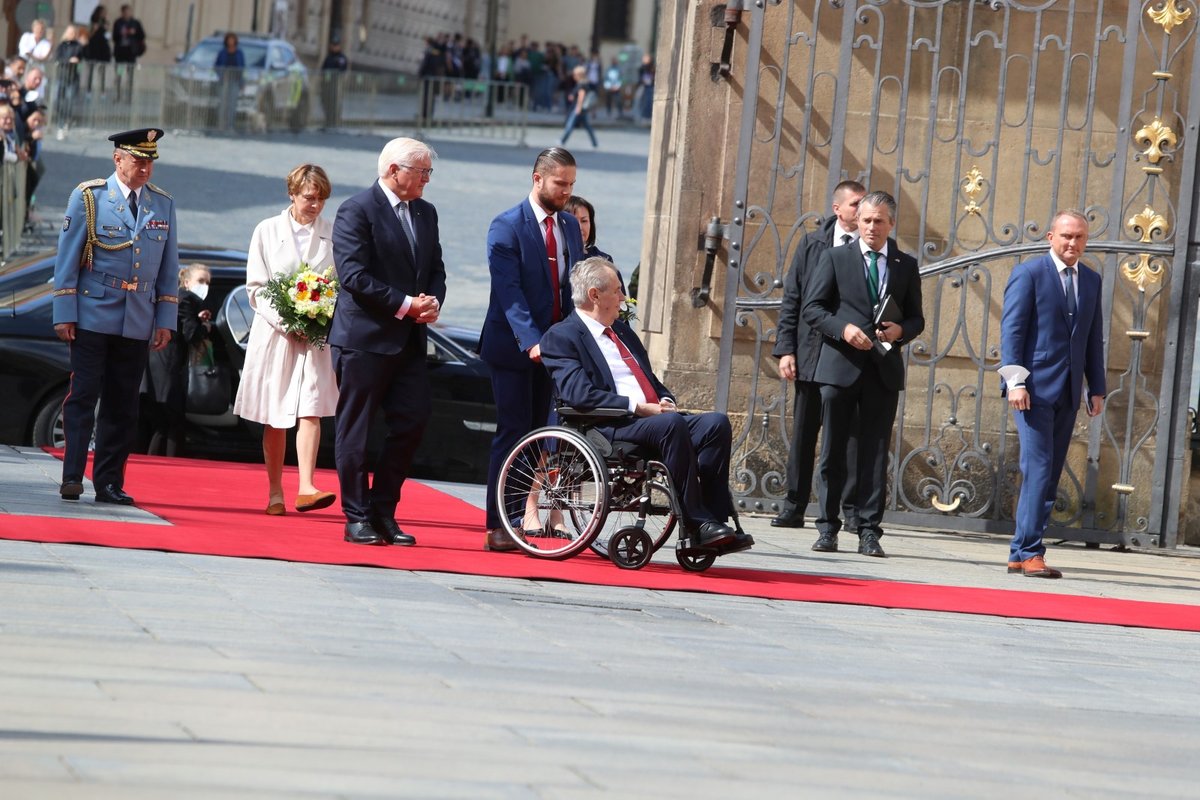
[233,164,340,515]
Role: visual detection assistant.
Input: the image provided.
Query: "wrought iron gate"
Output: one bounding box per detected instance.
[716,0,1200,547]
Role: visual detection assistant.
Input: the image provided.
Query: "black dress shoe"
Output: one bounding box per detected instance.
[343,521,385,545]
[858,530,886,557]
[60,481,83,500]
[694,521,737,550]
[770,504,805,528]
[717,532,755,555]
[95,484,134,505]
[371,517,416,546]
[812,532,838,552]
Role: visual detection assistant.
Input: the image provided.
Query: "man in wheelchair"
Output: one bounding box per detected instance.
[539,257,754,556]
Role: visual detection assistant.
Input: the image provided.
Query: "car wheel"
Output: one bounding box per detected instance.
[31,387,69,449]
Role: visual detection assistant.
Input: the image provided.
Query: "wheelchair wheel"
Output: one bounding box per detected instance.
[676,550,717,573]
[588,473,676,560]
[497,426,609,559]
[609,527,654,570]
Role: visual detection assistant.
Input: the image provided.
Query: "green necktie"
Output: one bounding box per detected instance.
[867,250,880,305]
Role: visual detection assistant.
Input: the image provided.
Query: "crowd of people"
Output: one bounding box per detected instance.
[0,7,145,235]
[417,31,656,126]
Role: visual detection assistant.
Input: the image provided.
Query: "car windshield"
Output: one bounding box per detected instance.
[0,281,53,314]
[184,40,268,69]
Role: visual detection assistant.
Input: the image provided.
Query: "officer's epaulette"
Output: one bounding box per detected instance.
[145,182,172,199]
[76,178,106,191]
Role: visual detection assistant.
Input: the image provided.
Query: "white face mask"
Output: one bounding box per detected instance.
[191,283,209,301]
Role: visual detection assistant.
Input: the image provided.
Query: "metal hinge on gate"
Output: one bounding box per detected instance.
[711,1,746,81]
[692,216,729,308]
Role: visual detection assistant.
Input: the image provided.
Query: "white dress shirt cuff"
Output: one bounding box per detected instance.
[394,295,413,320]
[998,364,1030,390]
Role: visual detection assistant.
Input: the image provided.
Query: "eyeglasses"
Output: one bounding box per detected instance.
[397,163,434,178]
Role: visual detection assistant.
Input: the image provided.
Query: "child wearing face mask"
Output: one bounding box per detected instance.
[144,264,213,456]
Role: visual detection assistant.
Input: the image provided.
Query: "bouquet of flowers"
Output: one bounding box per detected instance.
[261,264,339,349]
[619,297,638,323]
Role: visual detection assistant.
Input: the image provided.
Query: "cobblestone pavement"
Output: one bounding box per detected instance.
[2,444,1199,798]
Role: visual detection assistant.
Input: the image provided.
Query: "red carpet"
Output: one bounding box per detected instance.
[3,452,1198,633]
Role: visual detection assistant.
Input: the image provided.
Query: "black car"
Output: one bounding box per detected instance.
[0,248,496,484]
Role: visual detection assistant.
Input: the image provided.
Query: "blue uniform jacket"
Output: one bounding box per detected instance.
[52,174,179,340]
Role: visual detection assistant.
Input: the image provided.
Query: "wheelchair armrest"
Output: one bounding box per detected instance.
[556,406,632,427]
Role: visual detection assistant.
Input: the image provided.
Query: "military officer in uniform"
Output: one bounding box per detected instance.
[52,128,179,504]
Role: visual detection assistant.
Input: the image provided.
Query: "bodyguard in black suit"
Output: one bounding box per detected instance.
[329,138,447,546]
[771,179,865,529]
[802,191,924,557]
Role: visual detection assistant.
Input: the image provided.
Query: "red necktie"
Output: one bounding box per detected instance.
[545,216,561,322]
[603,327,659,404]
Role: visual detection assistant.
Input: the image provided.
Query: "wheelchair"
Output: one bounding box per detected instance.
[494,407,750,572]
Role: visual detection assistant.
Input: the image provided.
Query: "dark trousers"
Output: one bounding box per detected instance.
[485,362,553,529]
[1010,396,1077,562]
[609,411,733,528]
[332,339,430,523]
[786,378,858,525]
[815,365,898,536]
[62,328,149,489]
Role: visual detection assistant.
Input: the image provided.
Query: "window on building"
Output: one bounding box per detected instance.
[594,0,631,40]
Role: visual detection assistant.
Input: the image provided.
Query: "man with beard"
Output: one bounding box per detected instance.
[479,147,586,551]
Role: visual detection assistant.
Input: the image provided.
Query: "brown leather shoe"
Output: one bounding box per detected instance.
[1017,555,1062,578]
[295,490,337,512]
[1006,561,1021,573]
[484,528,524,552]
[265,502,286,516]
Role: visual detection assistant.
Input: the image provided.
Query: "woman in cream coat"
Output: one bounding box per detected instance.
[233,164,339,515]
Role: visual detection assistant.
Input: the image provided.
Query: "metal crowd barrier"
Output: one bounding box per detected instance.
[43,63,529,144]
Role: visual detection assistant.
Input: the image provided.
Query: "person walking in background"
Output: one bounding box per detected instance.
[146,264,212,457]
[329,138,446,546]
[479,147,585,552]
[802,191,924,559]
[319,38,349,129]
[111,4,145,102]
[214,33,244,131]
[772,180,866,530]
[637,54,654,123]
[51,128,178,505]
[999,210,1106,578]
[233,164,340,516]
[558,65,598,149]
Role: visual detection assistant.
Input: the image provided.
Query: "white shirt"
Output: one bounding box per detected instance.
[287,212,314,263]
[528,190,566,286]
[1051,249,1079,308]
[859,238,889,298]
[833,222,857,246]
[576,310,647,413]
[377,178,417,320]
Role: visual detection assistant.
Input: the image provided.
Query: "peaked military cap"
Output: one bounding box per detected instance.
[108,128,165,160]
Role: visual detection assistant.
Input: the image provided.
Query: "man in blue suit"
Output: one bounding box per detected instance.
[480,147,585,551]
[1000,210,1106,578]
[329,137,446,546]
[540,257,753,554]
[52,128,178,505]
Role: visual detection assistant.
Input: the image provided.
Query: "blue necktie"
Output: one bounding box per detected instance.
[1064,266,1077,321]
